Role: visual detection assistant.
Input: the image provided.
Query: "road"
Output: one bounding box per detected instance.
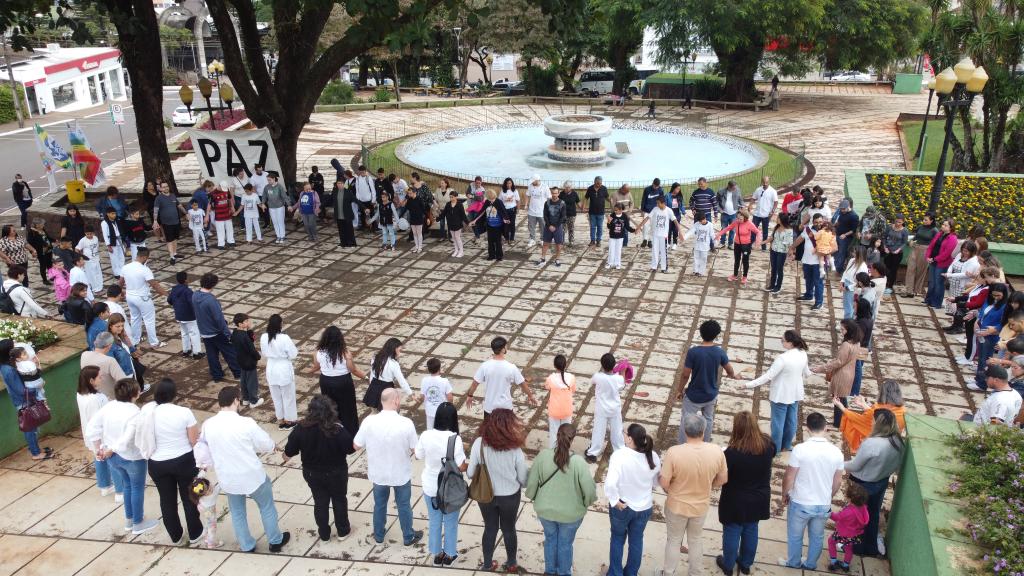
[0,88,201,215]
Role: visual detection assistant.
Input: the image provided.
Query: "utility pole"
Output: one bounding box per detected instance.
[2,35,25,129]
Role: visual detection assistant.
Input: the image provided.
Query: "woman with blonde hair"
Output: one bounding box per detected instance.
[833,379,906,452]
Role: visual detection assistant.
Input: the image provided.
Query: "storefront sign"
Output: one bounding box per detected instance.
[188,128,283,181]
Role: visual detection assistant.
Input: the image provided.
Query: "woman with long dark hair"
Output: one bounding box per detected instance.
[283,394,356,541]
[312,325,366,434]
[843,409,905,557]
[260,314,299,429]
[924,218,958,308]
[500,177,519,244]
[77,366,118,497]
[970,282,1009,392]
[526,423,597,576]
[415,402,468,566]
[363,337,414,410]
[142,180,159,223]
[744,330,810,453]
[59,205,86,247]
[1,339,52,460]
[468,408,528,573]
[146,378,203,545]
[65,282,94,325]
[717,411,776,575]
[812,319,864,427]
[761,212,793,294]
[0,225,37,287]
[605,423,660,576]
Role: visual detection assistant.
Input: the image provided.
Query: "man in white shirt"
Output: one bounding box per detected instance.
[119,247,167,348]
[963,365,1023,426]
[201,386,289,553]
[525,174,551,247]
[465,336,537,416]
[105,283,128,324]
[353,388,423,546]
[636,196,683,273]
[781,412,844,570]
[749,175,777,251]
[789,214,826,311]
[352,165,377,229]
[249,164,270,229]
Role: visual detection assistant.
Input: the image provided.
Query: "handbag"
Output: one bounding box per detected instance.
[468,443,494,504]
[18,388,51,432]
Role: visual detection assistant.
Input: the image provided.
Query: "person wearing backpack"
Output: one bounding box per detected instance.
[1,265,48,317]
[415,402,467,566]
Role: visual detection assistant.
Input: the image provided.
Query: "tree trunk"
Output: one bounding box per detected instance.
[718,45,763,103]
[391,60,402,102]
[358,59,369,86]
[272,124,301,191]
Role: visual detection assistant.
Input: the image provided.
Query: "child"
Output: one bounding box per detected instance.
[761,213,793,294]
[683,210,715,276]
[544,354,576,448]
[122,206,150,259]
[69,254,94,302]
[168,272,203,360]
[585,352,625,463]
[47,260,71,307]
[234,183,265,243]
[291,183,320,242]
[667,183,684,250]
[187,200,208,253]
[100,207,126,278]
[27,221,55,286]
[52,237,76,270]
[230,313,263,408]
[606,203,634,270]
[636,196,682,273]
[815,220,838,273]
[75,226,103,292]
[189,474,223,549]
[716,209,761,284]
[377,193,399,251]
[13,346,45,401]
[104,285,127,321]
[438,190,468,257]
[827,482,869,572]
[420,357,453,429]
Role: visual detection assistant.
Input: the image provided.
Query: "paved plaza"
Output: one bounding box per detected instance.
[1,86,971,576]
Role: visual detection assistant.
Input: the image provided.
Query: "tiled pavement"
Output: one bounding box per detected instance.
[2,87,974,576]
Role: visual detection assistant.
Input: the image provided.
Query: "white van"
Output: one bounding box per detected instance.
[579,69,615,95]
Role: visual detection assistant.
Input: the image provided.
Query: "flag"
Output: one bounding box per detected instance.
[67,121,107,187]
[923,53,935,78]
[34,123,72,173]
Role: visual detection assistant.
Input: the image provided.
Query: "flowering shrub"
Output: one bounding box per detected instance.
[947,425,1024,574]
[176,109,250,151]
[0,318,59,350]
[868,174,1024,244]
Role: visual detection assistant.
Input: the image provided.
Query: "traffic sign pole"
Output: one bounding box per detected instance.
[110,103,127,163]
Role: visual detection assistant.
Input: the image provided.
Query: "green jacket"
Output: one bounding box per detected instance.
[526,449,597,523]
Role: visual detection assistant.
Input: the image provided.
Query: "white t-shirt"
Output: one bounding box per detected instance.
[501,189,519,210]
[120,261,154,298]
[249,172,269,198]
[70,266,93,300]
[974,389,1023,426]
[473,358,526,413]
[592,372,624,414]
[800,228,820,265]
[526,184,551,217]
[788,436,844,506]
[650,206,677,239]
[187,208,205,231]
[684,221,714,249]
[752,185,778,218]
[369,357,412,395]
[240,193,261,218]
[421,375,453,419]
[415,429,466,497]
[77,392,109,449]
[316,349,349,377]
[723,194,735,215]
[76,236,100,262]
[232,176,248,199]
[105,300,126,320]
[605,447,661,511]
[353,409,418,486]
[151,403,198,461]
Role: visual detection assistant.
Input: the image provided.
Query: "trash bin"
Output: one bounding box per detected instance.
[66,180,86,204]
[893,73,924,94]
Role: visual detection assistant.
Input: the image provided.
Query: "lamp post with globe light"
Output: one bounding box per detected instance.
[178,76,218,129]
[929,58,988,212]
[912,76,937,160]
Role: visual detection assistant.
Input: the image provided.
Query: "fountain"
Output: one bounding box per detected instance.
[543,114,614,164]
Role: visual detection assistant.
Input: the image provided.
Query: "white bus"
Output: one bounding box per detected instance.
[579,67,659,95]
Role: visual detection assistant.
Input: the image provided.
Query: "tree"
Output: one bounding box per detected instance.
[591,0,644,96]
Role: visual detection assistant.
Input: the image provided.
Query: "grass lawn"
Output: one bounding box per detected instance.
[646,72,722,85]
[901,119,982,172]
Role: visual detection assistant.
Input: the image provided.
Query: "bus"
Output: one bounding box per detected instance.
[578,67,659,96]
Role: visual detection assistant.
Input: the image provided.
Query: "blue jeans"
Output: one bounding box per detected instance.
[786,501,831,569]
[721,521,759,572]
[802,263,823,305]
[720,213,736,246]
[589,214,604,243]
[109,454,148,525]
[752,215,771,250]
[851,477,889,556]
[539,517,583,575]
[769,401,798,453]
[23,429,40,456]
[836,236,853,274]
[426,494,459,557]
[201,332,241,381]
[925,264,947,308]
[94,457,121,492]
[608,506,652,576]
[974,336,998,390]
[372,481,415,543]
[382,224,396,246]
[842,289,856,319]
[769,250,787,290]
[226,475,283,552]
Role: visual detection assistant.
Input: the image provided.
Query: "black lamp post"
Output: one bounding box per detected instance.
[198,77,216,129]
[928,58,988,213]
[912,76,937,159]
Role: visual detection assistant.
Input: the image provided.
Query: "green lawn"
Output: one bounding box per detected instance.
[646,72,723,85]
[901,119,979,172]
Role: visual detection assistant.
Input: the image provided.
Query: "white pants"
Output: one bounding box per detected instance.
[126,293,159,346]
[85,261,103,292]
[269,383,298,421]
[693,249,709,275]
[549,416,572,448]
[190,227,207,251]
[178,320,201,354]
[587,408,624,457]
[130,242,145,260]
[451,229,463,255]
[215,219,235,247]
[351,202,362,229]
[244,215,262,241]
[411,225,423,250]
[108,246,125,277]
[607,238,624,267]
[642,218,653,242]
[650,236,668,270]
[269,207,286,240]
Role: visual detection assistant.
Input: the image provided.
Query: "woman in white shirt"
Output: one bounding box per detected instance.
[85,377,159,535]
[415,402,468,566]
[744,330,811,453]
[500,178,519,245]
[605,423,661,576]
[3,265,48,317]
[840,246,869,319]
[312,325,366,435]
[260,314,299,429]
[942,240,980,310]
[362,337,414,410]
[146,378,202,545]
[77,366,118,498]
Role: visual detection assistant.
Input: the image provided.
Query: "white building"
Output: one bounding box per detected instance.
[2,45,128,116]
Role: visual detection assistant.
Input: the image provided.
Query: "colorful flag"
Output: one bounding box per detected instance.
[34,123,72,173]
[67,121,107,187]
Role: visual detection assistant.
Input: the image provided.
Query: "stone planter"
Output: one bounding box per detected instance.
[0,317,86,459]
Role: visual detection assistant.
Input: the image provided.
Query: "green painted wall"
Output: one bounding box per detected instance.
[0,351,82,459]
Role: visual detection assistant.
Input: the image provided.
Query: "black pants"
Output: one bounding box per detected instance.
[487,226,503,260]
[480,490,520,567]
[503,208,516,242]
[769,249,787,290]
[201,333,241,380]
[36,253,52,284]
[303,467,350,540]
[964,317,977,359]
[336,219,356,247]
[883,252,902,291]
[320,373,359,435]
[148,451,203,542]
[15,199,31,228]
[833,395,848,428]
[733,244,752,277]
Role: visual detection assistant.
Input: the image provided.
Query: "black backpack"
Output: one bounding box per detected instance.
[433,433,468,514]
[0,282,24,315]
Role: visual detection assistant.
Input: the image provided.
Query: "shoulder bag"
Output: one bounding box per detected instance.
[468,442,495,504]
[18,387,51,432]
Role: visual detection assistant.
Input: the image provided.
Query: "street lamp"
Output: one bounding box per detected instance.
[928,58,988,212]
[912,76,937,159]
[198,76,217,129]
[452,27,463,99]
[219,82,235,119]
[207,59,225,85]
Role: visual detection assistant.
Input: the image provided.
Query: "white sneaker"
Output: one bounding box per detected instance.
[132,518,159,535]
[956,336,967,344]
[124,520,133,532]
[141,384,151,394]
[877,536,886,556]
[671,243,677,250]
[252,398,265,408]
[956,356,973,365]
[114,493,124,504]
[527,240,536,248]
[100,486,115,497]
[153,341,167,349]
[966,382,984,392]
[605,264,612,269]
[241,400,250,407]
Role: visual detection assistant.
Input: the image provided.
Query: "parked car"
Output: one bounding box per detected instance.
[171,105,196,126]
[832,70,872,82]
[492,80,520,90]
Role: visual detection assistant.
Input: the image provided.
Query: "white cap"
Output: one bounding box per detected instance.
[531,174,541,183]
[219,180,230,189]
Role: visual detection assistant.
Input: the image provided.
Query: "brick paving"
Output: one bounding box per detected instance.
[0,87,966,576]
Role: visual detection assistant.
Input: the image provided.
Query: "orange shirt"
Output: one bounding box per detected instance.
[661,442,727,517]
[545,372,576,420]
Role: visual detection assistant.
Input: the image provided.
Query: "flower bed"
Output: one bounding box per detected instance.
[946,425,1024,574]
[0,318,59,350]
[176,108,249,151]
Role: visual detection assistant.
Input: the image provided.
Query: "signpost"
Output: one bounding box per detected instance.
[109,103,127,163]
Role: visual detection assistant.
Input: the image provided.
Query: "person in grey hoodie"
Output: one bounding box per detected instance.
[716,181,743,248]
[263,172,290,244]
[538,189,567,268]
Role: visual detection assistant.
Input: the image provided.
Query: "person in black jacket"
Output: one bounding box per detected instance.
[333,180,357,247]
[471,190,509,262]
[230,313,263,408]
[538,188,567,267]
[717,411,775,575]
[438,191,468,257]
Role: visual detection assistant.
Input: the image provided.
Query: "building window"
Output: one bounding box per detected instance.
[110,69,123,98]
[51,82,77,109]
[88,76,99,104]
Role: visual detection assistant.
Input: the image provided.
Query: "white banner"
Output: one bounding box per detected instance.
[188,128,283,181]
[491,54,515,71]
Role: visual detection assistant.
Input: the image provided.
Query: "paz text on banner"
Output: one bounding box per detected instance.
[187,128,283,181]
